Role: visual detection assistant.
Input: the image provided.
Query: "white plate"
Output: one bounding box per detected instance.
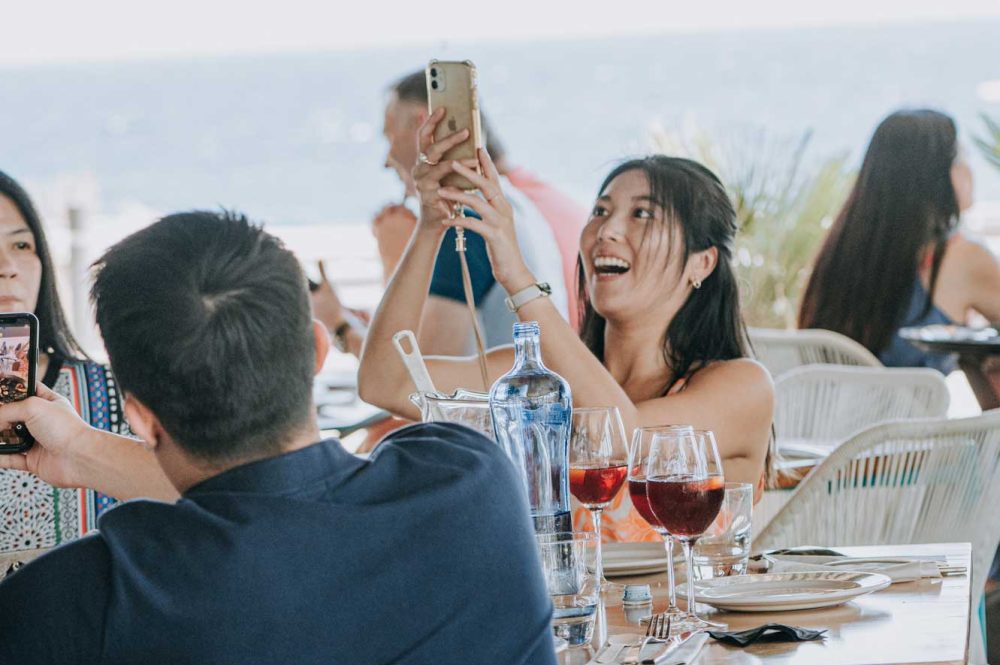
[694,571,891,612]
[602,542,670,577]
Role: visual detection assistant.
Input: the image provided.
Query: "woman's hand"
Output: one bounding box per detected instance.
[412,107,479,228]
[438,148,534,292]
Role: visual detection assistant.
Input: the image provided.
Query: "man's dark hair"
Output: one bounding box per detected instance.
[91,210,316,462]
[391,69,506,163]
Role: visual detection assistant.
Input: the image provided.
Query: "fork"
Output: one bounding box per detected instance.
[621,614,671,664]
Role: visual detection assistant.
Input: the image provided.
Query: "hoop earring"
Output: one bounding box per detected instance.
[691,278,702,290]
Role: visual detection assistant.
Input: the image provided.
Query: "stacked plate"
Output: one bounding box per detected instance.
[694,571,892,612]
[602,542,671,577]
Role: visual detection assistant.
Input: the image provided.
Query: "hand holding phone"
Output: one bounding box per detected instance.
[0,313,37,453]
[425,60,483,191]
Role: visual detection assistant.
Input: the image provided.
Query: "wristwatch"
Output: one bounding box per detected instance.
[505,282,552,313]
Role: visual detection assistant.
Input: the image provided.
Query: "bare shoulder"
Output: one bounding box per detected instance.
[684,359,774,429]
[946,234,999,272]
[691,357,774,395]
[670,358,774,471]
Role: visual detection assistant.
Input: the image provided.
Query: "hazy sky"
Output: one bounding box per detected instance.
[3,0,999,65]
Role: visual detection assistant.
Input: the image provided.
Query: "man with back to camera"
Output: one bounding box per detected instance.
[0,210,556,665]
[314,70,586,357]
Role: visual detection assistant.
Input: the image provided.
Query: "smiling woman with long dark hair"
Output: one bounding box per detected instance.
[0,170,131,553]
[358,109,774,542]
[799,109,995,372]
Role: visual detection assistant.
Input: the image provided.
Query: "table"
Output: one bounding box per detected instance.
[560,543,972,665]
[900,326,1000,410]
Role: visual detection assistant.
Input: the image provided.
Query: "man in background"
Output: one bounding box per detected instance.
[315,69,586,357]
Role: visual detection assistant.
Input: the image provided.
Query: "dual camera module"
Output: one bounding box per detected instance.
[429,66,444,91]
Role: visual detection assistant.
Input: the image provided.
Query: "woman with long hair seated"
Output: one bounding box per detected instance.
[357,110,773,541]
[799,109,989,373]
[0,171,130,553]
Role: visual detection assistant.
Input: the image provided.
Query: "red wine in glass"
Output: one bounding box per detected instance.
[647,474,725,539]
[570,464,627,507]
[627,478,662,529]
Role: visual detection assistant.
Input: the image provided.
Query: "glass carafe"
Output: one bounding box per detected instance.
[410,389,494,441]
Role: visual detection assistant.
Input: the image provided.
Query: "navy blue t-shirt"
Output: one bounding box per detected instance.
[0,424,556,665]
[430,227,495,303]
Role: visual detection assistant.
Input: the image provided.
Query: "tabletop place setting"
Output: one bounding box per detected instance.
[387,318,975,665]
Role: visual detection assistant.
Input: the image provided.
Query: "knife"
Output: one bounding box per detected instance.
[641,631,708,664]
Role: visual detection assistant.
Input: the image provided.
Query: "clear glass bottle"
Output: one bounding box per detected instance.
[489,321,573,534]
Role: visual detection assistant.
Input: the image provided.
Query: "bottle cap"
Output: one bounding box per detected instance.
[624,604,653,623]
[622,583,653,605]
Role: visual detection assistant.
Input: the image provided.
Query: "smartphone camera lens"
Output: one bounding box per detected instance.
[431,80,439,90]
[430,67,438,77]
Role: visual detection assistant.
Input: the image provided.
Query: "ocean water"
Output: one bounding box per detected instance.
[0,19,998,225]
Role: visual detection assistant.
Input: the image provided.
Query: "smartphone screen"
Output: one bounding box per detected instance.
[0,313,37,452]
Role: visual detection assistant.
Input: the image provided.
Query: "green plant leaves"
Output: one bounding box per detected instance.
[649,125,855,328]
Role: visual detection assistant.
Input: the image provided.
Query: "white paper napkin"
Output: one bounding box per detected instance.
[651,632,709,665]
[587,631,709,665]
[764,555,942,583]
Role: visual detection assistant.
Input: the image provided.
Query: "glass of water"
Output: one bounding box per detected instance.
[536,532,599,646]
[693,482,753,580]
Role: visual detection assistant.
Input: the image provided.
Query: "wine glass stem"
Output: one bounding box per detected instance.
[590,507,604,582]
[663,535,678,611]
[681,538,697,618]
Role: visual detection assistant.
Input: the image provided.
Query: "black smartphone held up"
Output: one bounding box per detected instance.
[0,313,37,453]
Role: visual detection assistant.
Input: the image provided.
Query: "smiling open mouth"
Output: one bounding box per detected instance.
[593,256,631,275]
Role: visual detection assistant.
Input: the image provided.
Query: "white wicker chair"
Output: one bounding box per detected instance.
[753,365,952,538]
[749,327,882,378]
[757,411,1000,664]
[774,365,951,455]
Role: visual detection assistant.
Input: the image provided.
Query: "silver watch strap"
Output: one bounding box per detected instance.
[505,283,552,312]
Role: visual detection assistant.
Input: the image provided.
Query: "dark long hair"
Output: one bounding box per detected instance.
[798,109,960,353]
[0,170,85,359]
[578,156,750,388]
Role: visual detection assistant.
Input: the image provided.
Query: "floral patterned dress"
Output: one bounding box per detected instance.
[0,358,129,553]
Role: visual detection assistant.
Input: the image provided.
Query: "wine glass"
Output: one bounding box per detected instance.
[645,429,726,631]
[628,425,693,624]
[569,407,629,590]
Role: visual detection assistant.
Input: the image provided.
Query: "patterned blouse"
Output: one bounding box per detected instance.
[0,357,129,553]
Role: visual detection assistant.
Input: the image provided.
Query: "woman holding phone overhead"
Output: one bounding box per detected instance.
[358,110,774,542]
[0,170,130,553]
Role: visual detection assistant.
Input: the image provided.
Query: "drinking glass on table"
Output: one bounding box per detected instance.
[693,482,753,580]
[627,425,694,623]
[646,429,726,631]
[536,532,600,647]
[569,407,629,589]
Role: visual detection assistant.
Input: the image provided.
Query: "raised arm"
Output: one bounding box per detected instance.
[437,150,646,425]
[357,108,513,418]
